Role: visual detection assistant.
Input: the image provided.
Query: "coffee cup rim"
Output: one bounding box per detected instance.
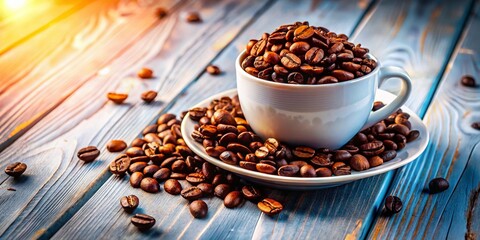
[236,51,380,88]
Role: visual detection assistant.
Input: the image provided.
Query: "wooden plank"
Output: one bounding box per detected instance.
[369,2,480,239]
[0,0,91,54]
[0,0,272,239]
[0,0,182,151]
[53,0,374,238]
[124,0,472,239]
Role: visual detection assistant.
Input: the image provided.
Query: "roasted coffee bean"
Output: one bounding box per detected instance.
[144,133,161,144]
[360,141,383,151]
[332,162,351,176]
[349,154,370,171]
[5,162,27,177]
[143,165,159,177]
[472,122,480,130]
[287,72,304,84]
[107,140,127,152]
[242,185,262,201]
[328,42,344,54]
[300,164,316,177]
[227,143,252,155]
[290,41,310,55]
[170,172,187,180]
[385,196,402,214]
[258,67,272,80]
[269,32,287,44]
[332,70,354,81]
[310,153,333,167]
[130,172,143,188]
[372,101,385,111]
[281,53,301,70]
[107,92,128,104]
[239,161,257,171]
[264,138,279,154]
[190,200,208,218]
[218,133,237,146]
[461,75,476,87]
[141,90,157,103]
[305,47,323,65]
[77,146,100,162]
[110,154,131,176]
[137,68,153,79]
[264,51,280,64]
[383,140,398,150]
[294,25,314,40]
[181,186,203,201]
[197,183,214,196]
[255,146,270,159]
[429,178,449,193]
[131,138,147,148]
[379,150,397,162]
[186,172,207,185]
[341,62,361,72]
[140,177,159,193]
[334,150,352,162]
[164,179,182,195]
[278,164,299,177]
[131,214,155,230]
[157,113,176,124]
[315,167,333,177]
[224,191,243,208]
[219,151,239,165]
[189,107,207,121]
[120,195,139,212]
[152,168,171,182]
[212,174,227,186]
[212,109,236,126]
[407,130,420,142]
[186,12,201,22]
[256,163,277,174]
[258,198,283,215]
[214,184,232,199]
[126,147,145,157]
[292,146,315,158]
[206,65,221,75]
[205,146,226,158]
[387,124,410,136]
[317,76,338,84]
[251,39,267,57]
[368,156,384,168]
[129,162,147,173]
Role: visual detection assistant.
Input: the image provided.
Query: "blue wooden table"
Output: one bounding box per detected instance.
[0,0,479,239]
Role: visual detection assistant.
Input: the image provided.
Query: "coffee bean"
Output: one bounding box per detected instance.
[77,146,100,162]
[129,162,147,173]
[332,162,351,176]
[278,164,299,177]
[186,172,207,185]
[461,75,476,87]
[251,39,267,57]
[281,53,301,70]
[206,65,221,75]
[137,68,153,79]
[206,146,226,158]
[387,124,410,136]
[372,101,385,111]
[186,12,201,22]
[264,51,280,65]
[292,146,315,158]
[144,133,161,144]
[120,195,139,212]
[106,140,127,152]
[332,70,354,81]
[224,191,243,208]
[294,25,314,40]
[126,147,145,157]
[379,150,397,162]
[157,113,176,124]
[242,185,262,201]
[334,150,352,162]
[141,90,157,103]
[107,92,128,104]
[164,179,182,195]
[155,7,167,18]
[407,130,420,142]
[349,154,370,171]
[153,168,171,181]
[300,164,316,177]
[317,76,338,84]
[383,140,398,150]
[290,41,310,54]
[170,172,187,180]
[109,154,131,176]
[212,174,227,186]
[219,133,237,146]
[287,72,304,84]
[131,214,155,230]
[385,196,402,214]
[5,162,27,177]
[315,167,332,177]
[256,163,276,174]
[140,177,159,193]
[131,138,147,148]
[368,156,384,168]
[429,178,449,193]
[305,47,323,65]
[143,165,160,177]
[171,159,187,173]
[197,183,214,196]
[239,161,257,171]
[473,122,480,130]
[130,172,143,188]
[181,186,203,201]
[190,200,208,218]
[212,109,236,126]
[310,154,333,167]
[258,198,283,215]
[214,184,231,199]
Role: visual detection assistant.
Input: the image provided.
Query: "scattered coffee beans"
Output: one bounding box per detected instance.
[5,162,27,177]
[107,92,128,104]
[155,7,167,18]
[385,196,402,214]
[137,68,154,79]
[141,90,158,103]
[120,195,139,212]
[77,146,100,162]
[189,200,208,218]
[131,214,156,230]
[242,21,376,84]
[258,198,283,216]
[107,140,127,152]
[186,12,201,22]
[190,95,420,177]
[460,75,476,87]
[429,177,449,193]
[206,65,221,75]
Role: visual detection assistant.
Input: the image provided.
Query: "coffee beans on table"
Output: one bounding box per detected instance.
[206,65,221,75]
[120,195,139,212]
[107,92,128,104]
[241,21,376,84]
[258,198,283,216]
[5,162,27,177]
[107,140,127,152]
[131,214,156,230]
[141,90,158,103]
[189,200,208,218]
[428,178,449,193]
[137,68,154,79]
[77,146,100,162]
[224,191,243,208]
[460,75,476,87]
[384,196,402,214]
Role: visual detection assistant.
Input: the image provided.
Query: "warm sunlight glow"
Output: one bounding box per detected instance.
[5,0,27,10]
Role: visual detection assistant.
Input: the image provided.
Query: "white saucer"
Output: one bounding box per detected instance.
[181,89,429,190]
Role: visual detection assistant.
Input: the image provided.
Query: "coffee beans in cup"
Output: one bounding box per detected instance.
[241,21,376,84]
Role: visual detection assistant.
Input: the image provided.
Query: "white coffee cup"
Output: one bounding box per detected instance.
[236,51,412,150]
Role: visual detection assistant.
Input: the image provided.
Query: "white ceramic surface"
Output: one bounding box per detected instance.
[181,89,429,190]
[236,51,412,149]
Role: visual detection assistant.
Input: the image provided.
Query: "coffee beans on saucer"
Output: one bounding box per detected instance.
[241,21,376,84]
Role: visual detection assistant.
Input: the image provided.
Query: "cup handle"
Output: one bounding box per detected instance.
[362,66,412,130]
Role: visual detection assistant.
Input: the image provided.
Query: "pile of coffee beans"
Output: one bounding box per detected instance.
[241,21,376,84]
[106,112,284,222]
[189,95,420,177]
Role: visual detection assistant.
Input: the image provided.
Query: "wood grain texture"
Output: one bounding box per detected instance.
[0,0,90,54]
[53,0,375,239]
[0,0,182,151]
[369,2,480,238]
[0,0,271,239]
